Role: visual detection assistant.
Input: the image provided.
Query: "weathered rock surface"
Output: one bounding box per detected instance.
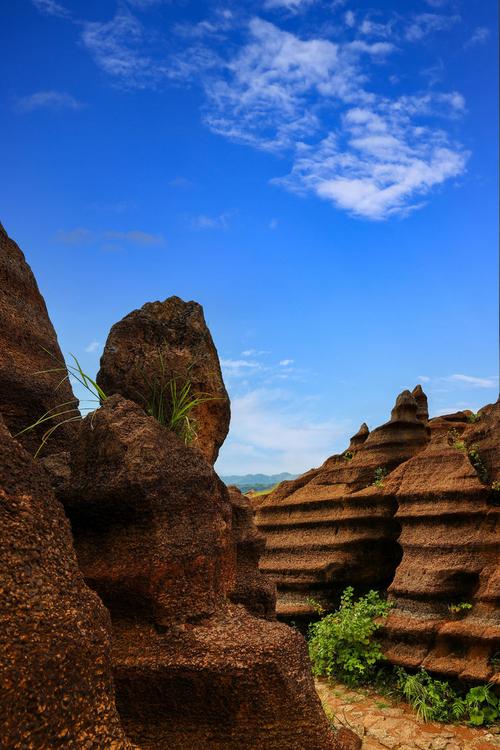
[60,396,343,749]
[227,485,277,619]
[255,389,430,618]
[0,223,77,454]
[382,400,500,683]
[96,296,230,463]
[256,383,500,682]
[0,416,131,750]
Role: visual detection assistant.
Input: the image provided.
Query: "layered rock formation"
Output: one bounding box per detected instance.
[1,226,352,749]
[255,388,430,617]
[383,401,500,683]
[0,417,131,749]
[96,296,230,464]
[256,386,500,682]
[59,396,342,749]
[0,223,77,454]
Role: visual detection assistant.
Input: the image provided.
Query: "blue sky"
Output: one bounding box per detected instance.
[1,0,498,474]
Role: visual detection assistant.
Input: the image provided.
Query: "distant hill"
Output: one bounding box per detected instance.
[220,472,298,493]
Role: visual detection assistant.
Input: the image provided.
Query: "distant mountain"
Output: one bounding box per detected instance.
[220,472,298,492]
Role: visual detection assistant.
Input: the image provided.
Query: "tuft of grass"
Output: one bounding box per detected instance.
[16,349,106,457]
[373,467,388,488]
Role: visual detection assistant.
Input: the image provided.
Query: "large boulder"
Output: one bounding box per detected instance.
[0,224,77,454]
[59,396,344,750]
[0,416,132,749]
[255,388,430,618]
[96,296,230,463]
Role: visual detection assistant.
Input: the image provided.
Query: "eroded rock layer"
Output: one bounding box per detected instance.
[0,417,131,750]
[382,401,500,683]
[255,389,430,617]
[0,223,77,454]
[60,396,343,749]
[96,296,230,464]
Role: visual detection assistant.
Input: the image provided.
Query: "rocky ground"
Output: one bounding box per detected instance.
[316,678,500,750]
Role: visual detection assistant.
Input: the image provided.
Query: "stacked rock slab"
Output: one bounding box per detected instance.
[255,389,430,618]
[60,395,343,749]
[382,401,500,683]
[96,296,230,464]
[0,223,77,454]
[0,417,132,750]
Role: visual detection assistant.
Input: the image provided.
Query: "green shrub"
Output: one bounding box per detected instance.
[308,587,391,686]
[373,467,388,487]
[467,444,488,483]
[448,602,473,615]
[343,450,354,461]
[395,668,499,726]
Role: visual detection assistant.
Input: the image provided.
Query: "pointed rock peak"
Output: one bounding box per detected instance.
[349,422,370,448]
[412,384,429,423]
[390,389,419,423]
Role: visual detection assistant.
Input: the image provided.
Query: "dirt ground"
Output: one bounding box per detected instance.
[316,678,500,750]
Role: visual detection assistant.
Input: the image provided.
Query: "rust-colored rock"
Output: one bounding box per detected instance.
[60,396,343,749]
[382,400,500,683]
[227,485,276,619]
[0,224,77,454]
[96,296,230,463]
[255,389,430,618]
[0,417,131,750]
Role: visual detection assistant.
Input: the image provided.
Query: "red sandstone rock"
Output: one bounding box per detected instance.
[60,396,343,749]
[383,400,500,683]
[96,296,230,463]
[255,389,429,617]
[0,417,131,749]
[0,224,77,454]
[227,485,277,619]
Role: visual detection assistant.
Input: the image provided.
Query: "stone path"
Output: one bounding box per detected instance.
[316,678,500,750]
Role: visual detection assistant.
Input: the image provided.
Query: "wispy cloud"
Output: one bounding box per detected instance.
[190,212,232,230]
[446,374,499,389]
[221,358,264,377]
[216,386,348,474]
[15,90,82,113]
[32,0,71,19]
[56,227,165,248]
[85,341,100,353]
[279,359,294,366]
[464,27,490,49]
[67,6,470,220]
[405,13,460,42]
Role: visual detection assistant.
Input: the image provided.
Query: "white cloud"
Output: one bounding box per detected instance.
[32,0,71,18]
[464,27,490,49]
[190,212,231,230]
[405,13,460,42]
[85,341,100,353]
[103,230,165,246]
[263,0,317,11]
[241,349,269,356]
[446,374,499,389]
[216,387,348,474]
[221,359,264,377]
[15,90,82,113]
[81,10,164,89]
[344,11,355,28]
[418,375,431,383]
[56,227,93,244]
[279,359,294,366]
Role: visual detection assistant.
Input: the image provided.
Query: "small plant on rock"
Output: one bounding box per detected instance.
[342,450,354,461]
[373,467,388,488]
[395,668,458,723]
[466,412,481,423]
[467,444,489,483]
[448,602,473,615]
[308,587,391,686]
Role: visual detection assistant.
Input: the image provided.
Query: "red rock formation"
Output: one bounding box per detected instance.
[0,417,132,749]
[0,224,77,454]
[60,396,343,749]
[227,485,276,619]
[382,401,500,683]
[96,296,230,464]
[255,389,429,618]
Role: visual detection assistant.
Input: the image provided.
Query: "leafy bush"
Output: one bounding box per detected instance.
[343,450,354,461]
[467,444,489,483]
[308,587,391,686]
[466,412,481,423]
[373,467,388,488]
[448,602,472,615]
[395,668,499,726]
